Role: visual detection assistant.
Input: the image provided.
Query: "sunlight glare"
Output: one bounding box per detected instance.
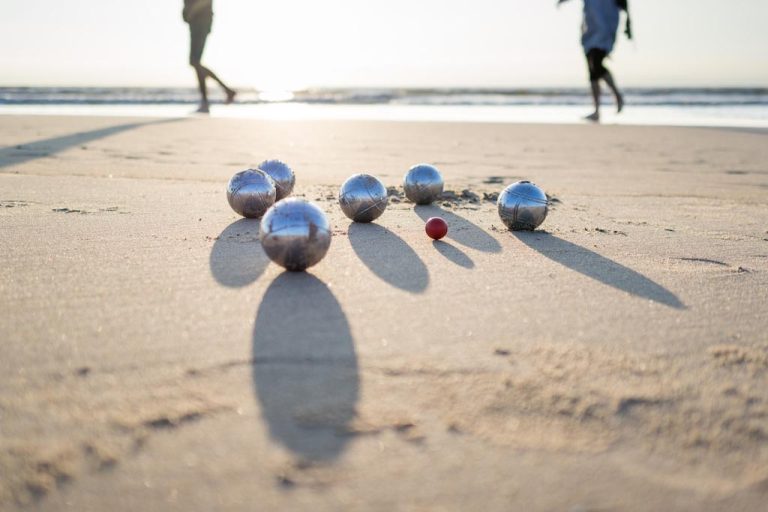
[258,90,295,102]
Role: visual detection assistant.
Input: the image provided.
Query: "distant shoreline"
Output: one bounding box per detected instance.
[2,86,767,107]
[1,102,767,129]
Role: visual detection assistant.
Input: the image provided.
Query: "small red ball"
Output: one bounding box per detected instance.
[425,217,448,240]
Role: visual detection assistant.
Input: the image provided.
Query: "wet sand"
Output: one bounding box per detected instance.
[1,115,767,511]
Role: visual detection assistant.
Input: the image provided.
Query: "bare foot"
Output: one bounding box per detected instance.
[616,94,624,114]
[196,103,210,114]
[225,90,237,105]
[584,111,600,123]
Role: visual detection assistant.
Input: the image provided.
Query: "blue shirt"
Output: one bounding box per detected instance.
[581,0,620,53]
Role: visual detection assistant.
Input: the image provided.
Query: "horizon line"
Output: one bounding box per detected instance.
[2,84,768,91]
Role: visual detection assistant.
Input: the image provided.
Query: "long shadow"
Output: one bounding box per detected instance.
[252,273,358,460]
[414,205,501,253]
[0,118,184,169]
[209,219,269,287]
[433,240,474,269]
[513,232,685,309]
[348,222,429,293]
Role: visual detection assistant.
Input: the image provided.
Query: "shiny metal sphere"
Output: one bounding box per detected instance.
[258,159,296,200]
[497,180,549,231]
[226,169,277,219]
[403,164,444,205]
[338,173,388,223]
[260,198,331,271]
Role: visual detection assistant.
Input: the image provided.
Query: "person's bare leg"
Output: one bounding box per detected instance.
[198,64,236,104]
[602,69,624,113]
[193,64,210,113]
[585,79,601,122]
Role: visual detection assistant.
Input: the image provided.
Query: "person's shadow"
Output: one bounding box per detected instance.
[348,223,429,293]
[414,205,501,253]
[209,219,269,287]
[252,273,359,461]
[513,232,685,309]
[0,118,184,170]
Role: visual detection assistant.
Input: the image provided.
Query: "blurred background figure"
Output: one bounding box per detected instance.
[183,0,236,113]
[559,0,631,122]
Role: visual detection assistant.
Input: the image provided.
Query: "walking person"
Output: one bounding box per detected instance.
[183,0,236,113]
[558,0,631,122]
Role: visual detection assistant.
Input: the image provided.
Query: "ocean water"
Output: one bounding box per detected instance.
[1,87,767,128]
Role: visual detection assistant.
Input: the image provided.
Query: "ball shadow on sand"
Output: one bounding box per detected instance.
[414,205,502,253]
[513,232,685,309]
[432,240,474,269]
[348,222,429,293]
[252,273,359,461]
[209,219,269,288]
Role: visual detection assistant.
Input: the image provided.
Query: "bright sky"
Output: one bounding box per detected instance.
[2,0,767,90]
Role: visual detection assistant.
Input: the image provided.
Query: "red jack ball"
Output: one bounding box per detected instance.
[425,217,448,240]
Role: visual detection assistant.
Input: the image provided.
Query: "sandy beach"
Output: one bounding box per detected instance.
[1,114,767,511]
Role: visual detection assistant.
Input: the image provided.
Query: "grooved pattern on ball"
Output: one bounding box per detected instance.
[339,173,388,223]
[226,169,277,219]
[260,198,331,271]
[404,164,444,205]
[258,159,296,201]
[497,181,549,231]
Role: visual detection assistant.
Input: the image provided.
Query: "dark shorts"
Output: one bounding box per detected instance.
[586,48,608,81]
[189,18,212,66]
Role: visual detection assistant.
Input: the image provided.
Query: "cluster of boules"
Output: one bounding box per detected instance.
[226,160,548,272]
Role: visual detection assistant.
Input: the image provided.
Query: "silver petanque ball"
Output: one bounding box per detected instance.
[260,198,331,271]
[227,169,276,219]
[497,180,549,231]
[338,173,388,223]
[403,164,444,205]
[258,159,295,200]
